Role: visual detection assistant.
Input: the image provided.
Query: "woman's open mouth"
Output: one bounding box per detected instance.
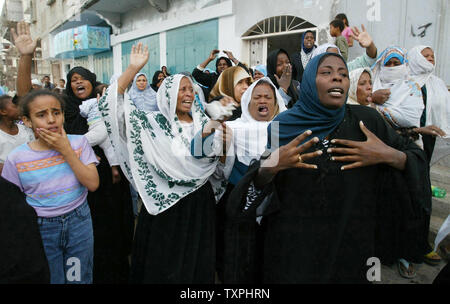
[328,88,345,97]
[76,85,86,95]
[258,105,269,115]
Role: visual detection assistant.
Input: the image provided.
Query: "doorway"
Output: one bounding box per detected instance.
[267,33,302,59]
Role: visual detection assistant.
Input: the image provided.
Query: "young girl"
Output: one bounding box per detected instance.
[335,13,354,47]
[0,95,34,174]
[1,90,99,284]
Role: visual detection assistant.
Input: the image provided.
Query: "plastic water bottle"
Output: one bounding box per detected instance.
[431,186,447,198]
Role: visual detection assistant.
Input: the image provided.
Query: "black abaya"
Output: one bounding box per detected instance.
[64,67,134,284]
[224,106,430,283]
[0,177,50,283]
[130,182,216,284]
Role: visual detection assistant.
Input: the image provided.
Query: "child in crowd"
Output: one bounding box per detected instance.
[0,95,34,174]
[1,90,99,284]
[79,83,119,175]
[330,19,349,61]
[335,13,354,47]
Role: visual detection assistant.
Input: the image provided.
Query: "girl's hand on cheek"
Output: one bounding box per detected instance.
[37,128,72,155]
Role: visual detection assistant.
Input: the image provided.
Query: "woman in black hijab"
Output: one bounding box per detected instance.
[150,70,165,92]
[291,30,317,82]
[267,49,300,108]
[224,53,430,284]
[64,67,134,284]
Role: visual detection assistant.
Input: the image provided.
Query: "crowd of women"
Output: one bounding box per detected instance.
[0,15,449,284]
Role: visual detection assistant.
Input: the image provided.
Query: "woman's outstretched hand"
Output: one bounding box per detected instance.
[329,121,406,171]
[351,24,377,58]
[11,21,38,56]
[130,42,149,71]
[351,24,373,48]
[118,43,149,94]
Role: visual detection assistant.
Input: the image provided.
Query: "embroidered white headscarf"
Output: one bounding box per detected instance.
[99,74,221,215]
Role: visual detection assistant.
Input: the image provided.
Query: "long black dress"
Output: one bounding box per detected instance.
[0,177,50,283]
[64,67,134,284]
[129,182,216,284]
[224,105,431,284]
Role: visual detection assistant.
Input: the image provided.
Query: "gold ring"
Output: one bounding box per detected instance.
[298,155,303,163]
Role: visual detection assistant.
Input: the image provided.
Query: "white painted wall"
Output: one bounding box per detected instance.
[108,0,449,84]
[111,0,233,46]
[218,15,241,62]
[335,0,450,85]
[113,43,122,75]
[159,31,167,67]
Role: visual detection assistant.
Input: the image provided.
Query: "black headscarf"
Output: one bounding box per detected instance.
[64,67,100,135]
[151,71,163,92]
[267,49,299,107]
[216,57,232,74]
[301,30,316,54]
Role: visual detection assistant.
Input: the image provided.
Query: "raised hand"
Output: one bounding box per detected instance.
[209,49,220,61]
[274,64,293,92]
[351,25,373,49]
[329,121,406,171]
[11,21,38,56]
[129,42,149,71]
[223,50,238,64]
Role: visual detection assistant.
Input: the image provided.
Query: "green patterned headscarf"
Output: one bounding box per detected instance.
[99,74,222,215]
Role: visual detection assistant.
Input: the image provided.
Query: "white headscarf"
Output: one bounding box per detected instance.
[347,68,373,105]
[371,47,424,128]
[225,77,287,170]
[209,77,287,201]
[408,45,450,137]
[311,43,341,59]
[99,74,221,215]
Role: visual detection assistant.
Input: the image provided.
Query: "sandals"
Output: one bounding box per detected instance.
[398,258,416,279]
[424,251,442,266]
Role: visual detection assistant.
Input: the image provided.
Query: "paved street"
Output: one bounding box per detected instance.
[378,261,448,284]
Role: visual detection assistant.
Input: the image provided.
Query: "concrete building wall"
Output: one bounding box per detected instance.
[19,0,450,85]
[335,0,450,85]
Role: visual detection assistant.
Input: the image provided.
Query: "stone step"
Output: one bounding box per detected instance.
[431,196,450,221]
[430,164,450,191]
